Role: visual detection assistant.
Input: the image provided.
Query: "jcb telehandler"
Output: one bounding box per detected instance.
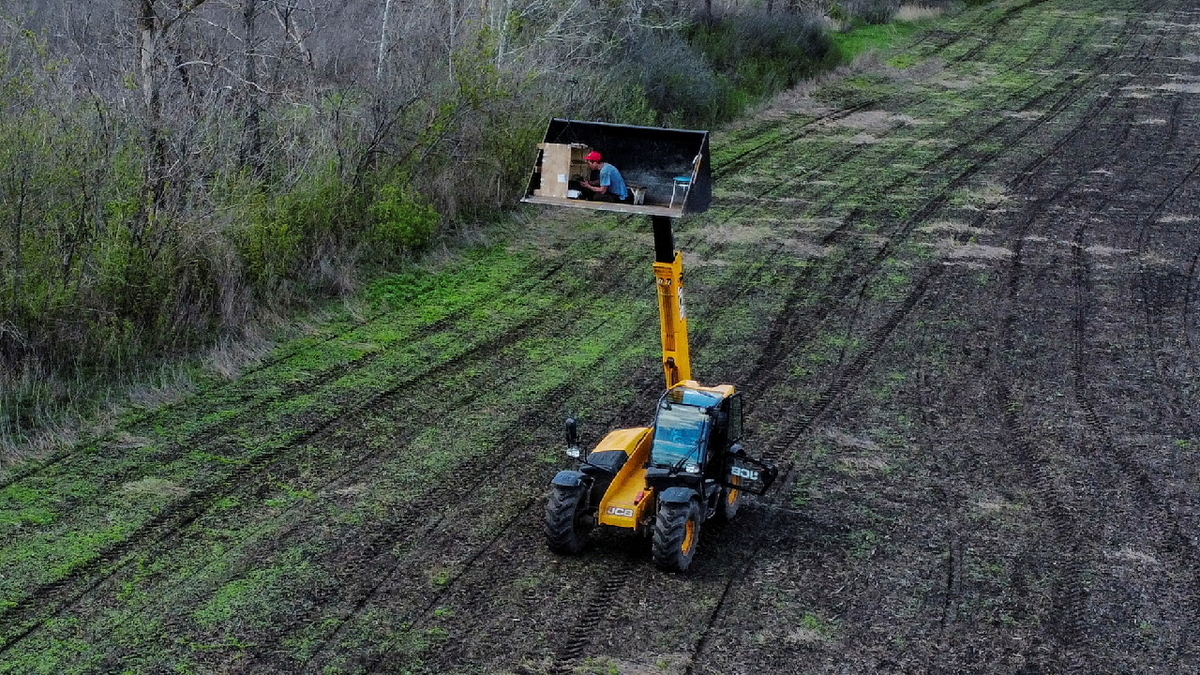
[541,217,776,571]
[524,119,777,571]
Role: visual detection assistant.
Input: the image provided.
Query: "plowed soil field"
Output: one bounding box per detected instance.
[3,1,1199,673]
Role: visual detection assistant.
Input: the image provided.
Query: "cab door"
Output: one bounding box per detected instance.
[721,451,776,495]
[718,394,777,495]
[727,393,743,442]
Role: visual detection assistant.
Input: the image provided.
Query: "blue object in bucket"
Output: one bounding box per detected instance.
[670,176,692,208]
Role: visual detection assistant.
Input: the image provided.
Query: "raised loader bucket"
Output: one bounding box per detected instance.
[522,118,711,217]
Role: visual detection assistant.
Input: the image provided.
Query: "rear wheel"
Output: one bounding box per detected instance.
[544,485,592,554]
[652,499,702,572]
[717,479,741,522]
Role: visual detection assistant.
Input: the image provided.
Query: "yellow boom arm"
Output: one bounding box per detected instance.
[654,251,691,388]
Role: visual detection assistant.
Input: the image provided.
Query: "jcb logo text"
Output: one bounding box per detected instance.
[731,466,759,480]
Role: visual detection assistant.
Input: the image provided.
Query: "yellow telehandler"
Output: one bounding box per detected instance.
[523,120,776,571]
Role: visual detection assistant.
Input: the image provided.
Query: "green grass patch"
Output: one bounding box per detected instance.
[830,20,925,63]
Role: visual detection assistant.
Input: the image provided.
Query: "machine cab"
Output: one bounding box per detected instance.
[648,386,721,476]
[645,383,773,495]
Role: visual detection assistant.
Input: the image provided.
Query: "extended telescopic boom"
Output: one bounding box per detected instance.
[652,215,691,388]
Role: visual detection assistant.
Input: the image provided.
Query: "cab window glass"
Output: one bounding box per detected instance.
[728,395,743,441]
[651,403,709,467]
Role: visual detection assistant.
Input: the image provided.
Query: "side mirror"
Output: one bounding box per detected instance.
[565,418,583,459]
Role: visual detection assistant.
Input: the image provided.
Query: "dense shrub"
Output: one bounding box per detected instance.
[625,33,732,127]
[627,8,833,127]
[689,10,835,98]
[832,0,902,26]
[369,184,438,254]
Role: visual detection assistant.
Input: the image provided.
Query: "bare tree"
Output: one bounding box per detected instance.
[378,0,392,79]
[133,0,212,216]
[241,0,264,174]
[271,0,316,73]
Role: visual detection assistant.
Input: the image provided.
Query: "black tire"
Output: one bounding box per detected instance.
[716,478,741,522]
[544,485,592,554]
[652,499,702,572]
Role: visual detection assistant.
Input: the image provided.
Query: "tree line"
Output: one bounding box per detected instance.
[0,0,913,444]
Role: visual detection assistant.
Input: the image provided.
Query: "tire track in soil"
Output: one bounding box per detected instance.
[156,360,561,667]
[711,0,1072,184]
[1141,170,1200,414]
[973,12,1185,663]
[353,226,807,674]
[406,515,549,669]
[1135,9,1200,441]
[680,7,1166,670]
[287,214,789,672]
[187,354,574,672]
[0,255,573,494]
[736,50,1105,412]
[713,101,879,181]
[544,560,641,675]
[279,181,848,670]
[994,229,1091,660]
[0,245,648,657]
[715,22,1130,363]
[950,0,1057,65]
[682,263,943,675]
[1070,189,1200,665]
[0,310,551,657]
[524,19,1122,672]
[900,41,1170,654]
[717,60,1036,231]
[713,0,1094,221]
[916,0,1058,64]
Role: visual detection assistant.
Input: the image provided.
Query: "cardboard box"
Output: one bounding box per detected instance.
[532,143,591,198]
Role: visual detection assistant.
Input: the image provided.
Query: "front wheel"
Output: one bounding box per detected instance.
[544,485,592,554]
[652,499,702,572]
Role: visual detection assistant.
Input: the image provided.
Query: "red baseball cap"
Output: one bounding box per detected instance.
[584,151,602,161]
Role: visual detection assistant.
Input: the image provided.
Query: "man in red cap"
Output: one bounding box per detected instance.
[580,151,628,202]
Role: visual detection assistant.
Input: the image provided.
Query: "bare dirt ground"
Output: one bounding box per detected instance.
[2,1,1199,673]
